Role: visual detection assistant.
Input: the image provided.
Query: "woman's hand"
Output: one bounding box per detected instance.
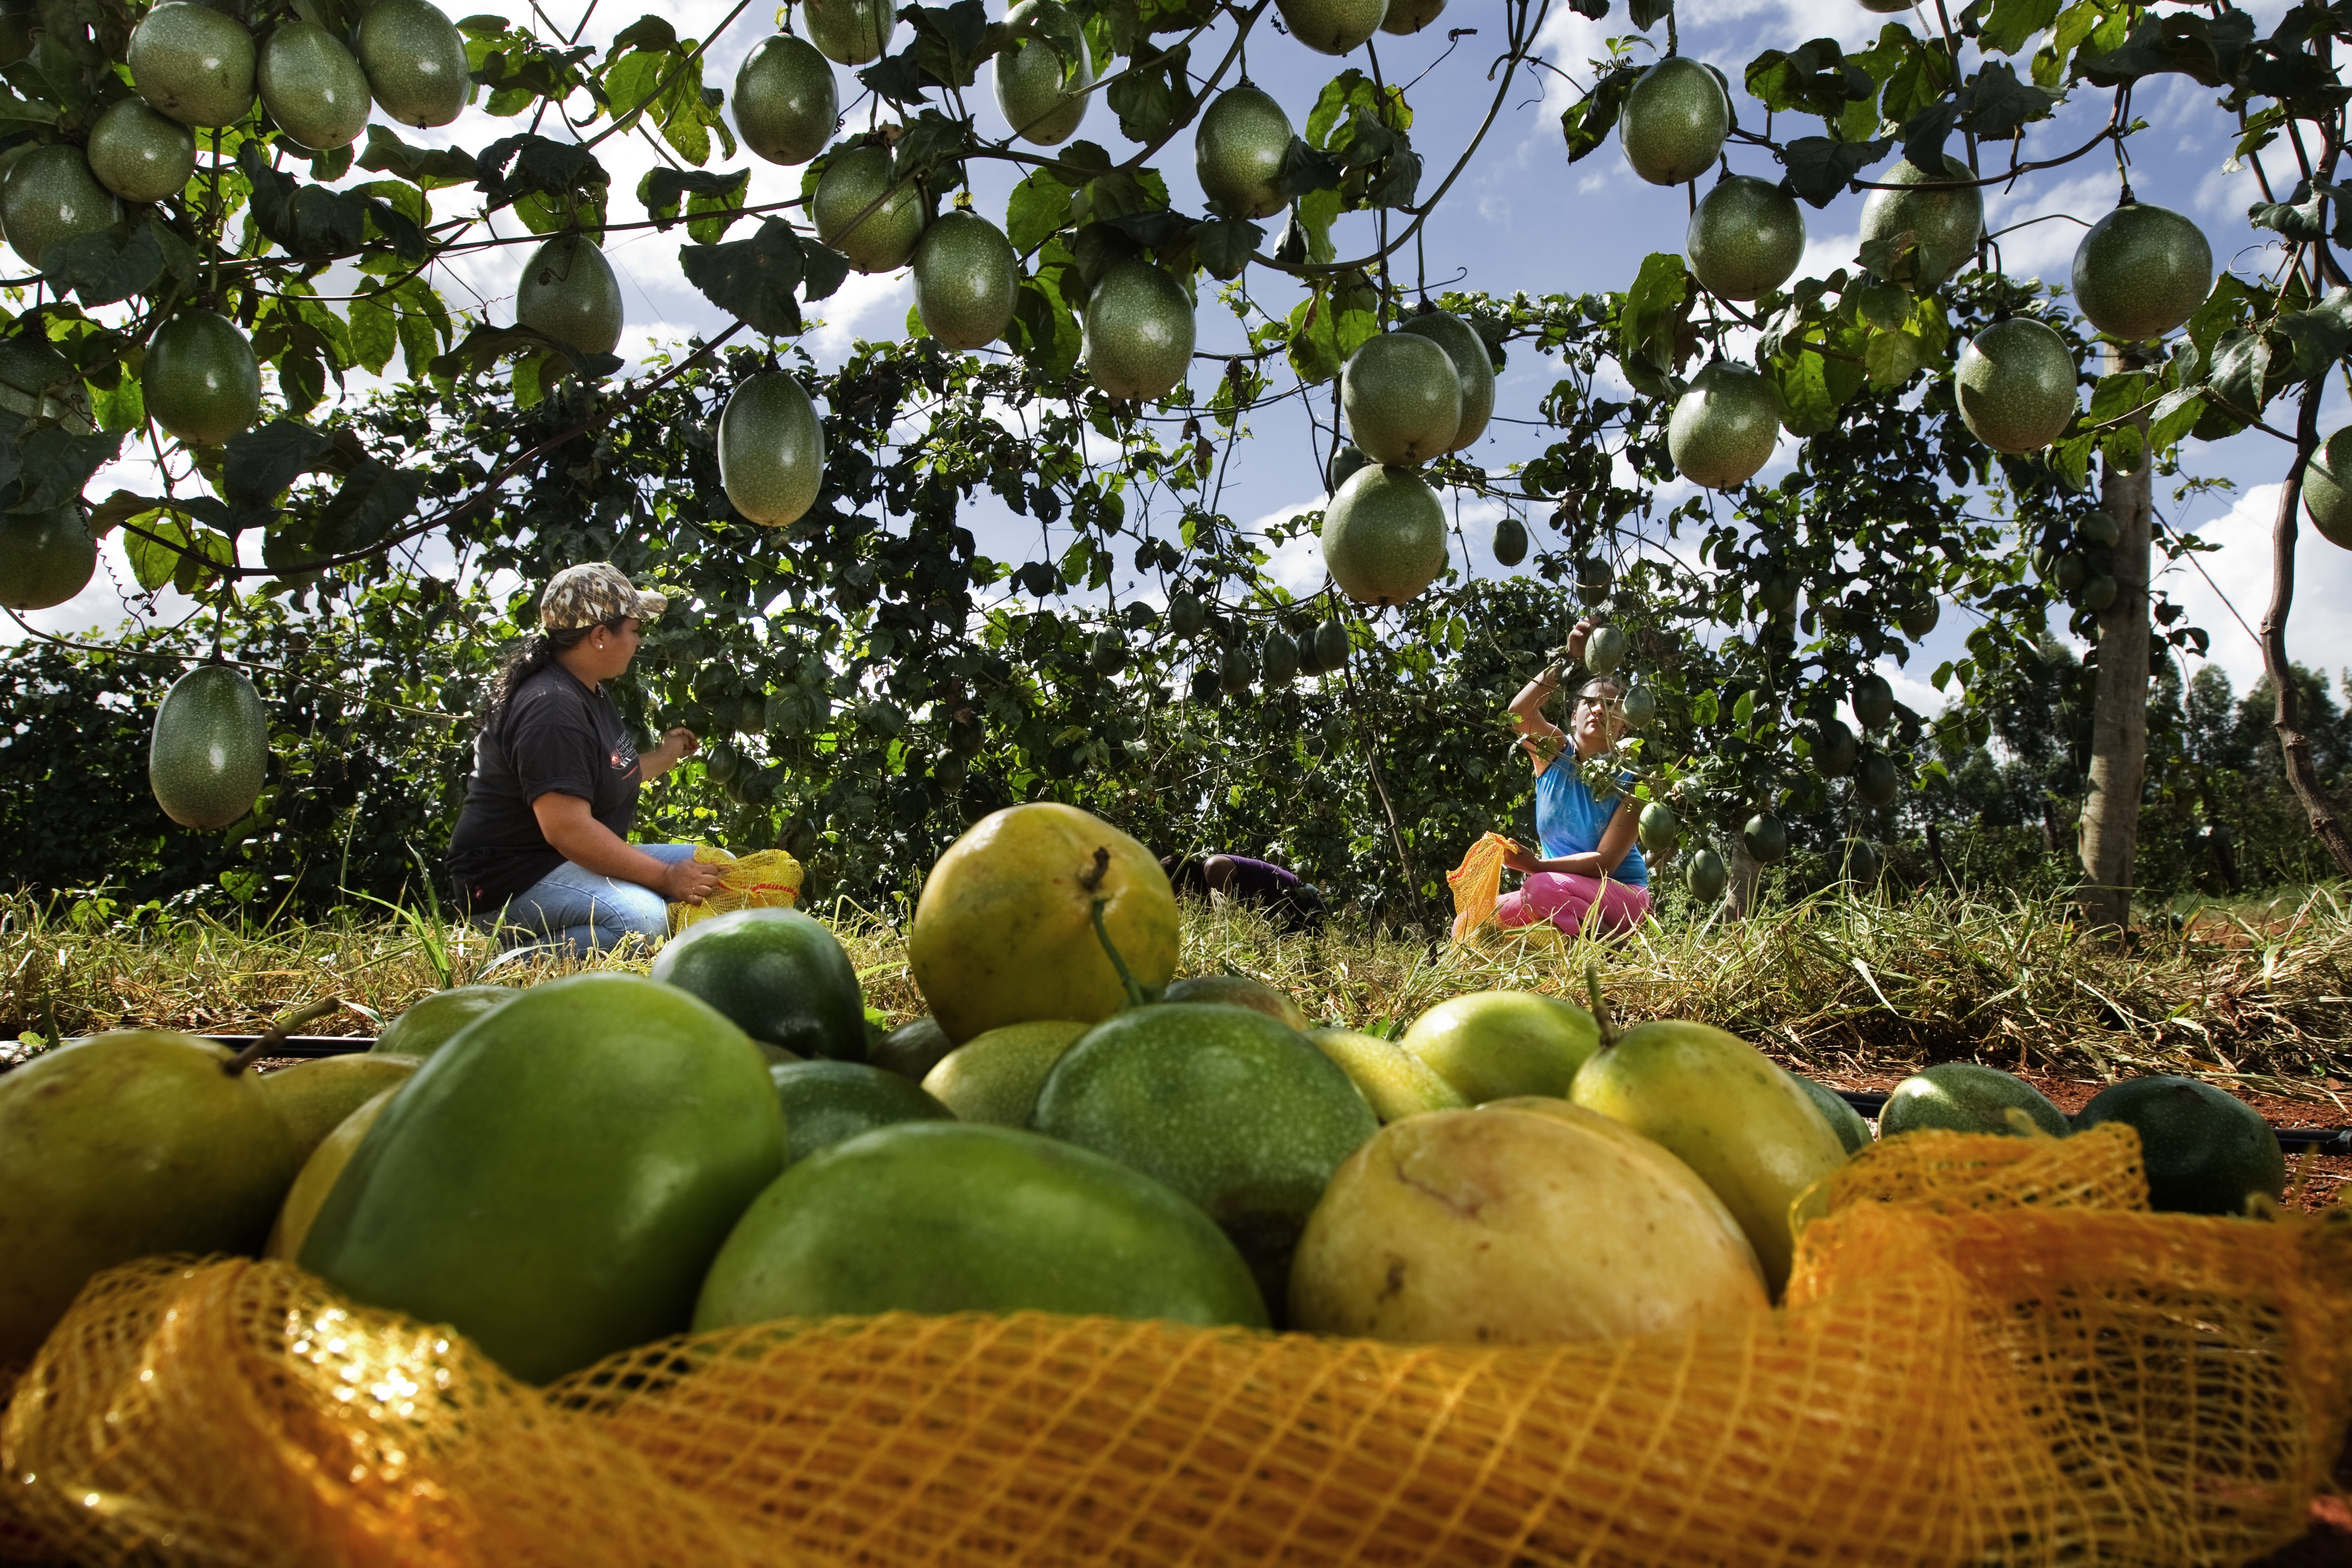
[660,855,727,905]
[638,726,701,781]
[1501,840,1543,874]
[1564,618,1594,665]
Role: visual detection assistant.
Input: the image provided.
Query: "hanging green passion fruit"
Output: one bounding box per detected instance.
[0,146,120,271]
[128,1,256,128]
[85,99,196,205]
[1618,57,1728,187]
[718,372,826,528]
[144,309,262,446]
[1687,175,1805,302]
[1081,259,1195,402]
[1195,85,1293,220]
[356,0,471,129]
[801,0,895,66]
[514,233,624,357]
[813,144,927,273]
[993,0,1091,147]
[733,33,838,166]
[1667,361,1781,490]
[912,210,1019,350]
[1859,155,1984,290]
[258,19,373,152]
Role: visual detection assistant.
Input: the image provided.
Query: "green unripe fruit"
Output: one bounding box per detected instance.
[1685,845,1728,901]
[1955,316,2078,454]
[993,0,1091,147]
[514,233,624,356]
[1326,441,1369,493]
[718,371,826,528]
[1082,258,1195,401]
[129,2,256,128]
[2079,510,2121,547]
[1168,592,1206,637]
[1811,716,1856,779]
[258,20,372,152]
[1584,624,1628,676]
[2070,203,2212,343]
[1859,155,1983,290]
[1688,175,1804,302]
[1220,641,1253,696]
[144,310,261,446]
[1492,514,1528,566]
[86,99,196,204]
[1275,0,1387,55]
[813,144,926,273]
[2080,574,2118,612]
[801,0,895,65]
[1341,331,1460,466]
[1399,309,1495,451]
[1843,840,1882,882]
[1668,361,1781,490]
[733,33,837,166]
[1740,812,1788,864]
[1638,800,1679,855]
[1090,630,1127,675]
[1195,85,1292,220]
[1320,463,1447,607]
[912,209,1018,349]
[2302,427,2352,549]
[1620,683,1657,730]
[1262,628,1299,683]
[1313,618,1350,672]
[0,146,120,271]
[1577,555,1614,603]
[1852,673,1894,732]
[1619,57,1728,187]
[0,504,95,611]
[1899,597,1940,639]
[150,664,268,829]
[1380,0,1446,33]
[358,0,471,129]
[1855,750,1900,807]
[2053,549,2089,593]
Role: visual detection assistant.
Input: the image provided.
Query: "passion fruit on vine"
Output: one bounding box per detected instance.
[1811,716,1856,779]
[1326,442,1370,493]
[1687,175,1804,302]
[129,1,255,128]
[1492,514,1528,567]
[144,310,262,446]
[813,145,926,273]
[802,0,895,65]
[1341,331,1460,466]
[1955,316,2077,454]
[1320,464,1447,607]
[993,0,1091,147]
[1,146,120,271]
[1686,846,1729,901]
[1899,597,1940,639]
[1859,155,1983,290]
[0,504,95,611]
[913,210,1019,350]
[1081,259,1195,401]
[1380,0,1446,33]
[1584,624,1628,676]
[2070,202,2212,344]
[718,372,826,528]
[1262,628,1301,683]
[1619,57,1728,187]
[2303,426,2352,549]
[86,99,196,205]
[258,19,373,152]
[1852,673,1894,731]
[357,0,471,130]
[1855,751,1901,808]
[1313,618,1350,672]
[1740,813,1788,864]
[515,233,624,357]
[1667,361,1781,490]
[1275,0,1387,56]
[1195,85,1293,220]
[733,33,838,167]
[1399,309,1495,451]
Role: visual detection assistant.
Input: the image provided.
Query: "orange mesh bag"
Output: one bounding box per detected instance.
[1446,831,1513,941]
[671,845,803,933]
[4,1126,2348,1568]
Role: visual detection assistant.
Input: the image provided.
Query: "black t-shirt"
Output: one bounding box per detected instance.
[446,662,641,912]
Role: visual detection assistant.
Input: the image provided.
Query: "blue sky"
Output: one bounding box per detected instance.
[17,0,2348,726]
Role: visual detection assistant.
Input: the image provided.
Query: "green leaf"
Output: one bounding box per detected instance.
[14,424,120,512]
[349,296,398,375]
[1957,61,2060,139]
[356,124,478,189]
[2203,329,2269,421]
[1977,0,2060,56]
[1105,44,1193,144]
[1005,166,1073,253]
[1862,325,1926,388]
[2077,13,2233,89]
[2147,387,2204,450]
[428,322,623,382]
[1192,216,1261,281]
[39,222,163,306]
[1781,136,1890,207]
[1618,251,1690,376]
[678,218,808,336]
[225,419,337,528]
[1745,39,1873,123]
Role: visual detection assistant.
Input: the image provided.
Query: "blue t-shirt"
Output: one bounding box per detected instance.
[1534,761,1647,887]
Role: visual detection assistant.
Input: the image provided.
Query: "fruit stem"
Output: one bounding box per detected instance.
[1089,894,1148,1011]
[1584,965,1618,1052]
[225,996,343,1076]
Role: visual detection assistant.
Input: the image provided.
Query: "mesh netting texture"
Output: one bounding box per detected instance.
[3,1123,2347,1568]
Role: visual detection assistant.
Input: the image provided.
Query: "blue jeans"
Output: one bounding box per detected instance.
[480,843,700,955]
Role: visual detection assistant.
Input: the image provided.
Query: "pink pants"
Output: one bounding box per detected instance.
[1494,872,1652,937]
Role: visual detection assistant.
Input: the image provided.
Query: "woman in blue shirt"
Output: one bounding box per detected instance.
[1495,622,1652,936]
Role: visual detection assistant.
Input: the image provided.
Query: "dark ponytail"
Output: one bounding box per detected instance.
[478,622,603,736]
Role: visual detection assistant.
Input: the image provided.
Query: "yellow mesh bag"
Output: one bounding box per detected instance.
[1446,831,1513,942]
[4,1126,2348,1568]
[671,845,803,933]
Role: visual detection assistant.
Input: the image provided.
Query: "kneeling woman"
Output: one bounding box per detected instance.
[1497,623,1650,936]
[446,563,723,957]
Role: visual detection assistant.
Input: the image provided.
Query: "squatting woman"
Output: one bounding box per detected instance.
[1497,620,1651,937]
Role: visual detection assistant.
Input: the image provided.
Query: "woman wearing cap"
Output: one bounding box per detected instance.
[446,563,724,956]
[1494,619,1650,937]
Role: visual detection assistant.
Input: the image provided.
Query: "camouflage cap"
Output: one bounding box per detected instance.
[539,563,667,631]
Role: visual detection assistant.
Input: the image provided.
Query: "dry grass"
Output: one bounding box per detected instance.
[6,884,2351,1103]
